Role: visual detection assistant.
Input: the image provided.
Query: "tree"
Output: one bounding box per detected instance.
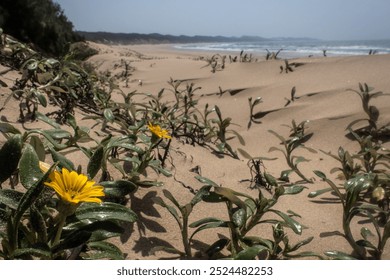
[0,0,83,56]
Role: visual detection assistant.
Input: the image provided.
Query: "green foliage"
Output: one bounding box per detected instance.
[187,176,318,259]
[0,139,137,259]
[0,0,82,56]
[346,83,390,139]
[268,120,316,184]
[247,96,263,129]
[309,94,390,259]
[202,54,226,73]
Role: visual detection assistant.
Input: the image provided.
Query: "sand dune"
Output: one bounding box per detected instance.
[1,42,390,259]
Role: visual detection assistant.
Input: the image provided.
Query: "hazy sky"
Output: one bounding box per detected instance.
[54,0,390,41]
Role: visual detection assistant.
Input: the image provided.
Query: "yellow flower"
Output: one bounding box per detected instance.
[40,162,104,205]
[148,122,171,139]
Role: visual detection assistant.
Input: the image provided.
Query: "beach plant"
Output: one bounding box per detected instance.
[151,186,210,258]
[202,54,226,73]
[188,175,318,259]
[346,83,390,138]
[279,60,305,74]
[209,105,244,159]
[309,170,390,259]
[247,96,263,129]
[320,146,362,181]
[0,31,38,70]
[268,120,316,184]
[265,49,283,60]
[237,149,278,191]
[93,120,172,187]
[280,59,294,74]
[0,142,138,260]
[239,50,253,63]
[309,126,390,259]
[368,50,378,55]
[284,86,298,107]
[149,79,244,158]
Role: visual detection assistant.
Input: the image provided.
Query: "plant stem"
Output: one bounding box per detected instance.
[181,212,192,258]
[343,211,366,259]
[52,215,66,247]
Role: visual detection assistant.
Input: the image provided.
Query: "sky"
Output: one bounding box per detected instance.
[54,0,390,41]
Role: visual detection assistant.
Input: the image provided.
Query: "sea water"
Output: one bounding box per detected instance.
[174,39,390,59]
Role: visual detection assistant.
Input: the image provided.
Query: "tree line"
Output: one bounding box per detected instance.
[0,0,82,57]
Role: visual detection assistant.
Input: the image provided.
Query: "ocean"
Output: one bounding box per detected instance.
[174,39,390,59]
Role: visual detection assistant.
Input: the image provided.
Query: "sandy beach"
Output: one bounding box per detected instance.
[1,42,390,259]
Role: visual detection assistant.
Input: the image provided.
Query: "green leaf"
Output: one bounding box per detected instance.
[0,189,23,210]
[149,160,172,177]
[27,129,67,150]
[48,86,66,93]
[100,180,138,199]
[190,185,211,206]
[0,134,23,183]
[14,163,57,229]
[234,245,268,260]
[111,142,144,154]
[264,172,278,187]
[0,122,21,134]
[30,205,48,243]
[50,148,75,171]
[19,144,42,189]
[313,170,327,180]
[13,247,51,259]
[189,219,228,240]
[29,136,45,161]
[89,224,124,242]
[279,170,293,182]
[268,129,286,143]
[289,236,314,252]
[27,60,38,70]
[229,130,245,145]
[64,220,124,237]
[232,208,246,227]
[237,148,252,160]
[205,239,229,257]
[87,241,124,260]
[103,108,115,123]
[152,196,181,228]
[43,129,71,140]
[381,221,390,248]
[242,236,273,249]
[283,185,306,195]
[195,175,218,187]
[294,156,310,165]
[201,191,226,203]
[87,146,104,179]
[269,209,302,234]
[52,230,92,253]
[74,202,137,223]
[308,187,333,198]
[34,89,47,107]
[163,189,181,209]
[189,217,225,228]
[214,186,247,209]
[324,251,357,260]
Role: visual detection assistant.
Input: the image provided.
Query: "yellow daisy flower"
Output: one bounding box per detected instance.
[148,122,171,139]
[40,162,104,204]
